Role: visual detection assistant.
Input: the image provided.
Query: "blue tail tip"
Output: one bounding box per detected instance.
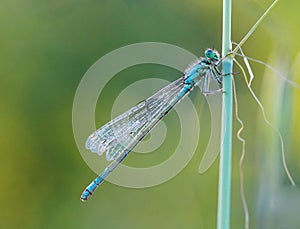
[80,190,92,202]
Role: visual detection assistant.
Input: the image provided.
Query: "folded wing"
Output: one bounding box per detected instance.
[85,76,186,161]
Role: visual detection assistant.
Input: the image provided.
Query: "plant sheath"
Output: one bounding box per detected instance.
[217,0,233,228]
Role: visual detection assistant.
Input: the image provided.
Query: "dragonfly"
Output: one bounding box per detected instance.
[80,49,223,201]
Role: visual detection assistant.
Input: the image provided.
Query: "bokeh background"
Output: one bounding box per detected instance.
[1,0,300,228]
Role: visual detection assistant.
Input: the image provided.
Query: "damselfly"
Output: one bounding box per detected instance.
[80,49,223,201]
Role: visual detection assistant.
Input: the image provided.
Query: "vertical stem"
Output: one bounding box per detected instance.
[217,0,233,228]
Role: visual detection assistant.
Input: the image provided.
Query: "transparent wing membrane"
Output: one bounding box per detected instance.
[85,77,185,161]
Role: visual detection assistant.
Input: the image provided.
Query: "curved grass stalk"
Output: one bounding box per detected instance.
[233,58,296,186]
[233,52,300,90]
[232,75,249,229]
[232,76,249,228]
[231,42,255,87]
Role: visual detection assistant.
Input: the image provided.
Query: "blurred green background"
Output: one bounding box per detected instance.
[1,0,300,228]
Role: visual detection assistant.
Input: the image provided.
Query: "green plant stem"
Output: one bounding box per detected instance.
[217,0,233,228]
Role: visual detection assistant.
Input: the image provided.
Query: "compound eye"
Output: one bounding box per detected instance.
[205,49,213,58]
[205,49,220,61]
